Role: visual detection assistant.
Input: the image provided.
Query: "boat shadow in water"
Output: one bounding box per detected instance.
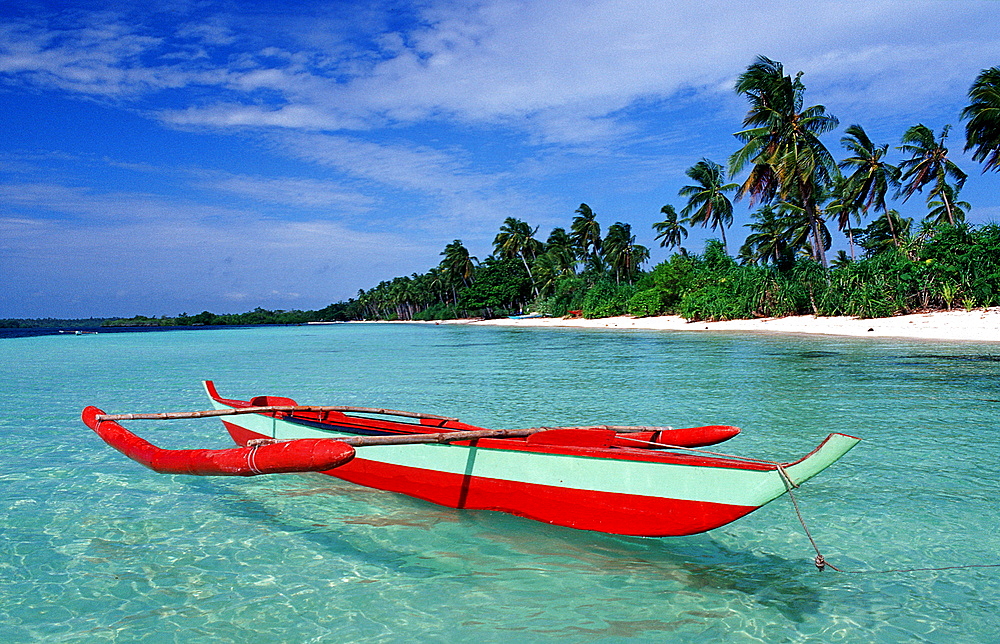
[467,511,824,625]
[187,474,824,625]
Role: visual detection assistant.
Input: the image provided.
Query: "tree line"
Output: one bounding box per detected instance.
[92,57,1000,327]
[350,57,1000,321]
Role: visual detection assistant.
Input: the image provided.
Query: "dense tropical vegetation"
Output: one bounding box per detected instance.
[339,57,1000,322]
[32,58,993,329]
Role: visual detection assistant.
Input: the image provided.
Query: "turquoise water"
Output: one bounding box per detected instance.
[2,323,999,643]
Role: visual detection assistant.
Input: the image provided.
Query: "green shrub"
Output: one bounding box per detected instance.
[627,289,664,317]
[582,281,637,318]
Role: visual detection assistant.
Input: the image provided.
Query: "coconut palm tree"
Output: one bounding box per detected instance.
[730,56,840,266]
[439,240,477,304]
[898,124,968,225]
[678,159,738,254]
[773,201,832,262]
[531,253,564,298]
[830,250,852,270]
[543,227,578,274]
[570,203,602,265]
[926,183,971,226]
[652,204,688,252]
[494,217,543,295]
[739,205,794,267]
[838,124,900,257]
[859,210,912,255]
[602,222,649,284]
[962,66,1000,172]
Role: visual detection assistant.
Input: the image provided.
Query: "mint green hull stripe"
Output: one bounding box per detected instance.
[211,401,858,508]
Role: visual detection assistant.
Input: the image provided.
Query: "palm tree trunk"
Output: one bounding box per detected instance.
[808,209,827,267]
[886,212,899,248]
[520,253,539,297]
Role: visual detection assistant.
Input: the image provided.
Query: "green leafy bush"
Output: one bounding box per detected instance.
[582,281,636,318]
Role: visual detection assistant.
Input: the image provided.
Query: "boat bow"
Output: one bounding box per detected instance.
[781,433,861,487]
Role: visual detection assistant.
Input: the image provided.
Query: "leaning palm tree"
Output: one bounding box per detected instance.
[570,203,602,265]
[652,204,688,252]
[679,159,738,254]
[898,124,968,225]
[729,56,840,266]
[925,183,971,226]
[962,66,1000,172]
[838,124,901,257]
[494,217,543,295]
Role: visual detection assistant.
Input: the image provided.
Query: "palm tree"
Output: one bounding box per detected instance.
[652,204,688,252]
[730,56,840,266]
[925,183,971,225]
[898,124,967,225]
[570,203,602,265]
[838,124,900,257]
[532,252,573,298]
[962,66,1000,172]
[493,217,543,295]
[830,250,852,270]
[738,205,794,267]
[543,227,578,274]
[439,240,477,304]
[774,201,832,261]
[860,210,912,255]
[602,222,649,284]
[678,159,738,253]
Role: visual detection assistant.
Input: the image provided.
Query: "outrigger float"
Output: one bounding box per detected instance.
[82,381,860,537]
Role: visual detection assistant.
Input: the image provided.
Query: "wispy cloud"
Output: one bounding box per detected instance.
[6,1,999,142]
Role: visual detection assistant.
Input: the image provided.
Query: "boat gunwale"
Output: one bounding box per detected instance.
[204,381,852,473]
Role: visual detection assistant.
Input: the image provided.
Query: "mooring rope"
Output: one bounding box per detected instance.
[777,471,1000,574]
[620,436,1000,574]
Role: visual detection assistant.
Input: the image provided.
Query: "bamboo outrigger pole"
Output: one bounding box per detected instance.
[95,405,459,422]
[314,425,674,448]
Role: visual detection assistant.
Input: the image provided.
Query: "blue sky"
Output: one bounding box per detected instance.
[2,0,999,318]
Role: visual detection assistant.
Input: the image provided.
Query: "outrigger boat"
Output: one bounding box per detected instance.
[81,381,860,537]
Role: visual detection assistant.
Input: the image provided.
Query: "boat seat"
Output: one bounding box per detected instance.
[250,395,299,407]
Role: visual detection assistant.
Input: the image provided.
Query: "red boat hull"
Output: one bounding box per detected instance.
[223,420,756,535]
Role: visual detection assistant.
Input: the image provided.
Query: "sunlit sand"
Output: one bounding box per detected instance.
[441,308,1000,342]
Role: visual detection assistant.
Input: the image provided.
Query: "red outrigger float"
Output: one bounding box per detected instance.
[82,381,860,537]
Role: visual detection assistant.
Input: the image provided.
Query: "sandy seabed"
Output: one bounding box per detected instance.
[432,308,1000,342]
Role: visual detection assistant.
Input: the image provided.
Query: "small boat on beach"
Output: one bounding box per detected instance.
[81,381,860,537]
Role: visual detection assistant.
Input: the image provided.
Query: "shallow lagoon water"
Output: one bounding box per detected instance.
[1,323,998,642]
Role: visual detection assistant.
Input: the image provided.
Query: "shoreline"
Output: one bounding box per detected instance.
[428,308,1000,342]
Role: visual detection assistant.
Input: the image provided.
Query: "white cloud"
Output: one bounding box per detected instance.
[6,0,999,145]
[271,131,555,236]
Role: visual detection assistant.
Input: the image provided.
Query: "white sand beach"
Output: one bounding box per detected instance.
[445,308,1000,342]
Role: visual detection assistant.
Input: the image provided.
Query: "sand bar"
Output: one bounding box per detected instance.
[439,308,1000,342]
